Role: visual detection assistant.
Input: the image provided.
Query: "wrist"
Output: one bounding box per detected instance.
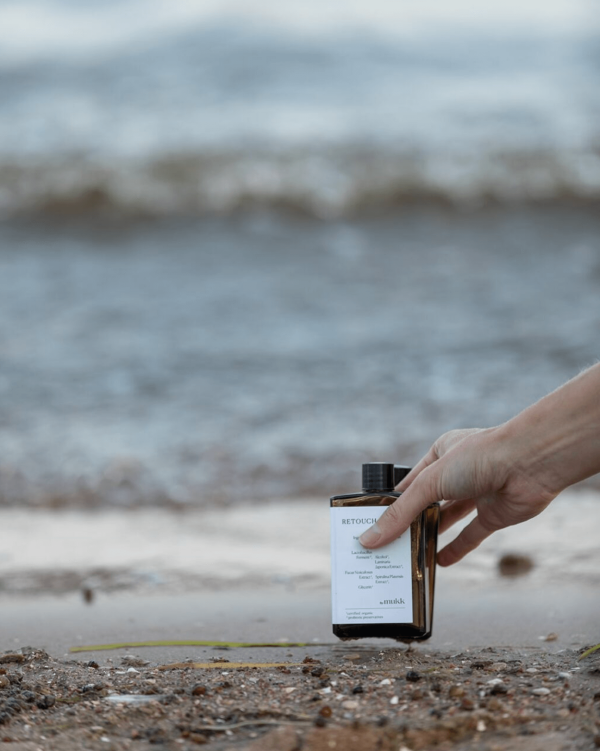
[493,366,600,494]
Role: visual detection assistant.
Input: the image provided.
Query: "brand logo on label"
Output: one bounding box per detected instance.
[380,598,405,605]
[341,518,377,525]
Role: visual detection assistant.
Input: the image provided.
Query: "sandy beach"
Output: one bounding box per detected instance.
[1,490,599,749]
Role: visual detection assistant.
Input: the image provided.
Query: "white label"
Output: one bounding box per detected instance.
[330,506,413,625]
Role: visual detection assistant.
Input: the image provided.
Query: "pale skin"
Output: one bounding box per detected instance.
[359,362,600,566]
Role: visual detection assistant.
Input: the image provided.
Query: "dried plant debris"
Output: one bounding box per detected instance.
[0,645,599,750]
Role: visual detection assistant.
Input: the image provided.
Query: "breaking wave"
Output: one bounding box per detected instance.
[2,146,599,220]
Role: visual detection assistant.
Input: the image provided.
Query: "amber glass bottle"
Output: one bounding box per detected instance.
[330,462,439,641]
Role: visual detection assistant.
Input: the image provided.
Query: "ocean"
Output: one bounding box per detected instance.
[0,0,599,507]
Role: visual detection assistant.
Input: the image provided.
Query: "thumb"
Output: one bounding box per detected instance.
[359,468,441,549]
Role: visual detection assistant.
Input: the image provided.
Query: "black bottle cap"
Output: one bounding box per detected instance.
[393,465,412,486]
[362,463,395,492]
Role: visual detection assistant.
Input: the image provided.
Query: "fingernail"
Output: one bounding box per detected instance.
[359,523,381,547]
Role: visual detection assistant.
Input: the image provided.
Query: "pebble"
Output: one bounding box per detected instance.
[390,696,399,705]
[449,686,465,698]
[498,553,534,577]
[341,701,358,710]
[191,684,207,697]
[540,633,558,642]
[379,679,392,686]
[490,684,508,696]
[532,688,551,696]
[405,671,422,683]
[0,656,24,665]
[486,678,503,686]
[352,686,364,695]
[0,677,9,689]
[319,706,332,718]
[36,695,56,709]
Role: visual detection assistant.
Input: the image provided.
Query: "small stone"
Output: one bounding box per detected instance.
[390,696,399,705]
[20,691,36,703]
[311,667,324,677]
[283,687,296,694]
[470,660,490,670]
[379,678,392,686]
[498,553,534,577]
[486,678,503,686]
[449,686,465,698]
[477,720,486,732]
[0,656,24,665]
[593,691,600,702]
[461,697,475,711]
[0,677,9,689]
[490,684,508,696]
[87,661,100,670]
[532,688,551,696]
[405,670,422,683]
[319,706,332,718]
[314,716,327,728]
[540,632,558,642]
[36,695,56,709]
[191,685,207,696]
[343,653,361,662]
[342,700,358,710]
[411,689,423,700]
[188,733,208,745]
[593,735,600,748]
[352,685,364,695]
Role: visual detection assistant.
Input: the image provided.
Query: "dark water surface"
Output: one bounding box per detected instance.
[1,205,599,506]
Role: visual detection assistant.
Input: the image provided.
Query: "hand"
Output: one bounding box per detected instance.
[359,426,558,566]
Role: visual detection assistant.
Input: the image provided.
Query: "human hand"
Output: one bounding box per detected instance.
[359,426,558,566]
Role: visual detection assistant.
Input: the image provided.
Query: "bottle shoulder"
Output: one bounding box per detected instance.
[330,491,400,507]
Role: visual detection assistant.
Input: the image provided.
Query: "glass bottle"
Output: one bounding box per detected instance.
[330,462,439,641]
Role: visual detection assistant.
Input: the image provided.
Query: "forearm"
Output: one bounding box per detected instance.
[497,363,600,494]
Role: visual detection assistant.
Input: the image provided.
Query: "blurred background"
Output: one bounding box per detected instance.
[0,0,599,510]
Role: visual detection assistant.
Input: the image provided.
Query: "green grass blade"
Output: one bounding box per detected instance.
[578,643,600,660]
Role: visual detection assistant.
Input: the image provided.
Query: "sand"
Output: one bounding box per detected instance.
[1,491,599,748]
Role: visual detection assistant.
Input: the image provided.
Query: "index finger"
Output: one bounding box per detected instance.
[395,447,438,492]
[360,465,442,549]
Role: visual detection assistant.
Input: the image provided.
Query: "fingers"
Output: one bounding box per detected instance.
[437,515,493,566]
[395,449,437,492]
[439,498,476,534]
[360,467,441,549]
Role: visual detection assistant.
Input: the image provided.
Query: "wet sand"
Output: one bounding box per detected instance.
[1,489,599,658]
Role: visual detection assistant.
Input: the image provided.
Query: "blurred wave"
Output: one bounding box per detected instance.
[2,146,600,219]
[0,1,598,219]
